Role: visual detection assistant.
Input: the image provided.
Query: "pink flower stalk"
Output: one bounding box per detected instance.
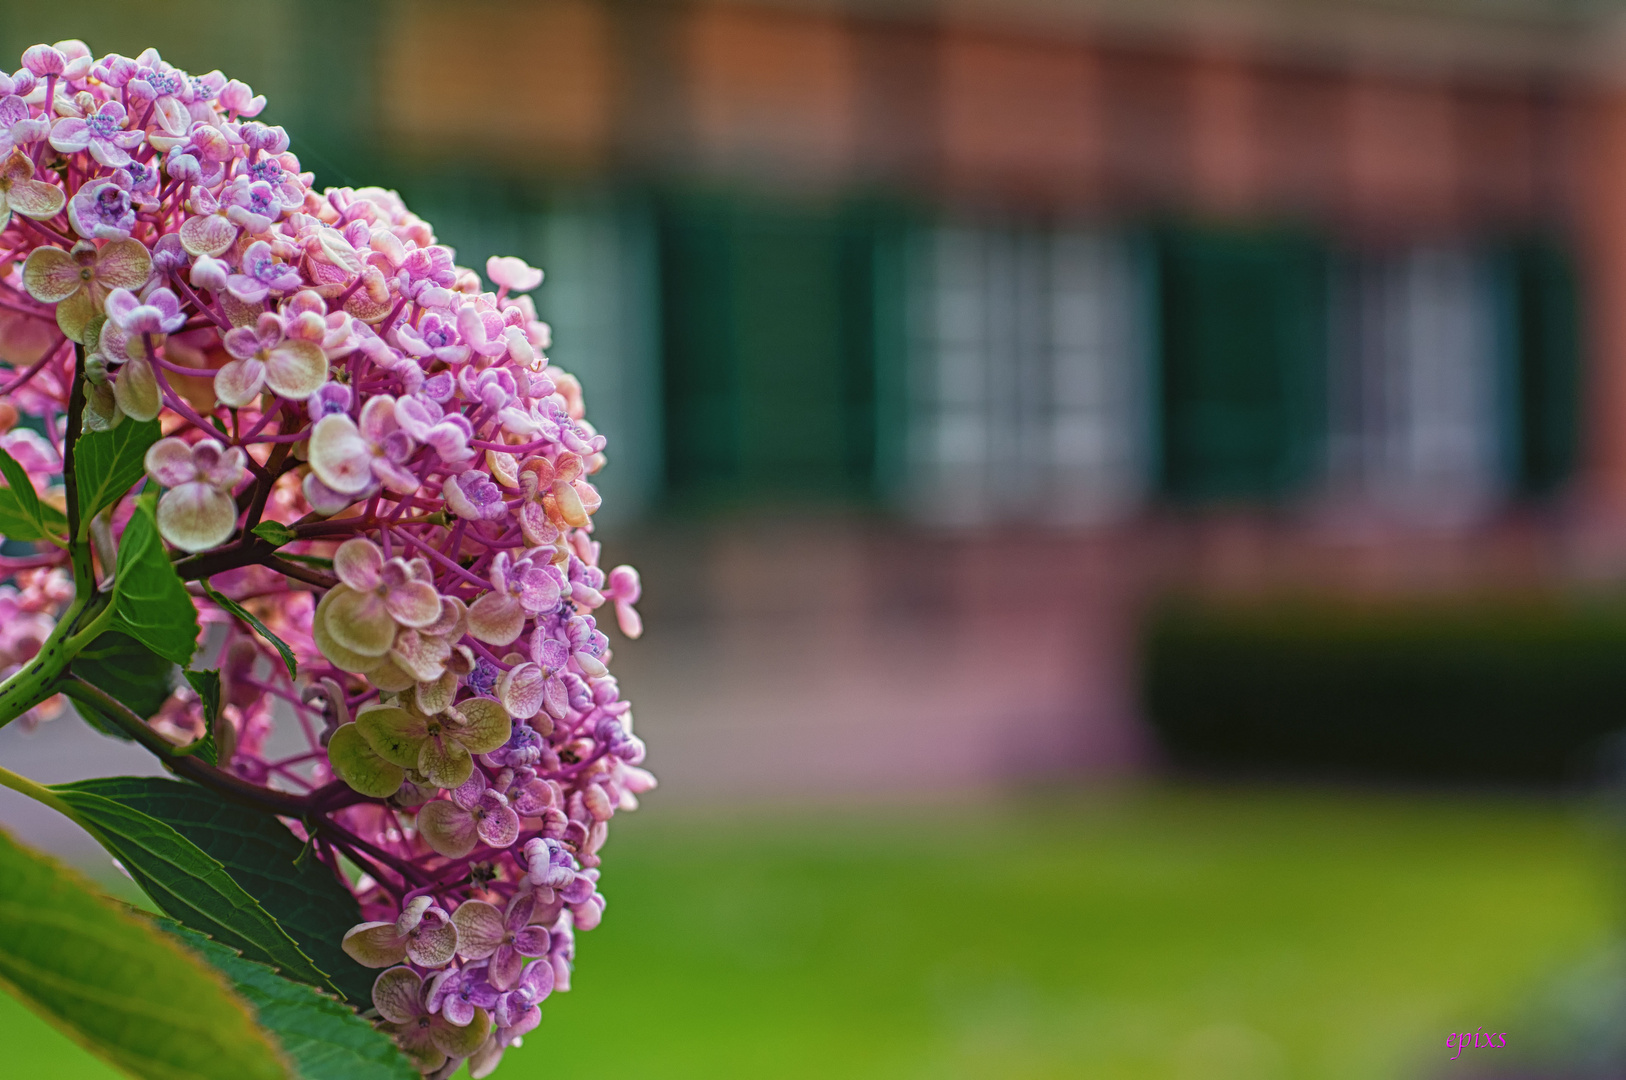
[0,39,648,1078]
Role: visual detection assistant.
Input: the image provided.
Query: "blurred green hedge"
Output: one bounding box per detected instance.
[1141,598,1626,783]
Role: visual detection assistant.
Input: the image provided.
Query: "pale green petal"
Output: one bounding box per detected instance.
[326,722,404,798]
[355,705,429,769]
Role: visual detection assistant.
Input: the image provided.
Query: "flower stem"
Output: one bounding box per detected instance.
[0,761,92,833]
[0,593,89,729]
[63,343,93,592]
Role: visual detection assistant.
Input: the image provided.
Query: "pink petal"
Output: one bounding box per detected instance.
[221,325,262,361]
[450,900,505,960]
[333,537,384,591]
[440,994,476,1028]
[155,482,237,552]
[476,803,520,849]
[386,582,445,634]
[389,626,451,682]
[179,212,237,258]
[371,456,421,495]
[212,356,265,408]
[486,255,543,292]
[511,925,551,957]
[343,924,408,970]
[263,339,328,399]
[406,918,460,968]
[358,394,400,442]
[516,568,560,614]
[615,599,642,640]
[487,945,525,992]
[323,584,396,657]
[370,966,424,1022]
[498,663,545,720]
[143,436,199,487]
[308,413,374,494]
[6,177,63,220]
[417,800,478,858]
[466,591,525,647]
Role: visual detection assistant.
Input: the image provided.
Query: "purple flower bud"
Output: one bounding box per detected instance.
[151,233,188,275]
[164,148,201,183]
[22,45,64,77]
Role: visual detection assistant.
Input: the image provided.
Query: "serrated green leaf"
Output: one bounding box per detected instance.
[0,486,67,542]
[0,825,289,1080]
[48,784,338,996]
[57,776,375,1005]
[110,492,200,666]
[74,417,160,524]
[69,631,177,738]
[202,580,298,679]
[162,921,419,1080]
[0,443,66,544]
[251,520,298,547]
[177,670,222,766]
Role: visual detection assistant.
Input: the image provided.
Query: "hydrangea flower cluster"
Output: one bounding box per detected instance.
[0,41,649,1078]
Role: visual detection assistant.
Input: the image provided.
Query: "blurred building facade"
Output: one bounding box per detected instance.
[7,0,1626,794]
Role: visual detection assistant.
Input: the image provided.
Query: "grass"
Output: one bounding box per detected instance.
[3,784,1618,1079]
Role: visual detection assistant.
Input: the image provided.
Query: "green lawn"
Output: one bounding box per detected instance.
[4,785,1617,1079]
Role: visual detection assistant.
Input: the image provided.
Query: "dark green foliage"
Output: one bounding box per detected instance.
[201,580,298,678]
[177,669,223,766]
[48,784,334,994]
[0,827,288,1080]
[109,493,199,665]
[59,776,374,1004]
[74,418,160,523]
[0,443,66,542]
[163,922,417,1080]
[69,631,175,737]
[1142,598,1626,782]
[250,520,298,547]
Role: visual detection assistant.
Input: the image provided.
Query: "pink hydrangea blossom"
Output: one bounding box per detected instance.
[0,40,648,1077]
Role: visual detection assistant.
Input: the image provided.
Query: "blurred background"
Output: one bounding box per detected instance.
[8,0,1626,1076]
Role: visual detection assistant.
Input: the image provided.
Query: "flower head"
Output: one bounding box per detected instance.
[50,100,144,168]
[451,890,551,991]
[419,769,522,858]
[343,896,460,969]
[346,696,511,790]
[371,966,490,1073]
[144,437,245,551]
[0,151,62,232]
[216,310,328,406]
[22,238,151,342]
[0,40,649,1075]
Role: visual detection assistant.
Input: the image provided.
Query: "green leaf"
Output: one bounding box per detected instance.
[110,492,200,666]
[251,520,297,547]
[69,631,176,738]
[47,784,338,996]
[56,776,375,1005]
[74,417,160,524]
[202,580,298,679]
[177,669,222,766]
[0,444,66,543]
[162,921,419,1080]
[0,825,290,1080]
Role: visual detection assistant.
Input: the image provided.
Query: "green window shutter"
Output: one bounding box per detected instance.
[1512,239,1581,495]
[657,192,879,504]
[1157,228,1326,502]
